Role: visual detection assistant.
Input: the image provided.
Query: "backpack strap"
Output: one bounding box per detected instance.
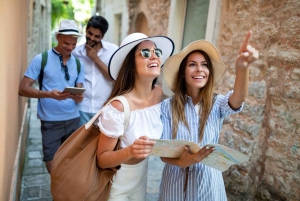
[74,57,81,86]
[85,96,130,131]
[75,58,81,74]
[39,51,48,90]
[39,51,82,89]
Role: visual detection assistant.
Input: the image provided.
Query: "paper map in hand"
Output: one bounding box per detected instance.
[150,139,249,172]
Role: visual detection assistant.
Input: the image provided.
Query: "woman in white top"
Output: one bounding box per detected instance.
[96,33,174,201]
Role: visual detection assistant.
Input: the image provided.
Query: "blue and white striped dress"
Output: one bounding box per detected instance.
[158,91,243,201]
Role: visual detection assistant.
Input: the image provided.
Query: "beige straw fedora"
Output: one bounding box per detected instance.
[163,40,228,92]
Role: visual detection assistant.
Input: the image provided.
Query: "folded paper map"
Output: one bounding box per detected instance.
[150,139,249,172]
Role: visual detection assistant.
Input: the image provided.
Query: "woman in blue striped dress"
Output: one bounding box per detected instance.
[158,31,259,201]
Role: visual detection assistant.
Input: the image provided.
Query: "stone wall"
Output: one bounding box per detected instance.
[215,0,300,200]
[127,0,170,36]
[127,0,171,86]
[122,0,300,199]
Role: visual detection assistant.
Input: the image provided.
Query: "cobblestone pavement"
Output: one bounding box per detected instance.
[20,98,165,201]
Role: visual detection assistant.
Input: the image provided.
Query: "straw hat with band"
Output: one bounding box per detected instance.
[55,19,83,37]
[108,33,175,80]
[163,40,228,92]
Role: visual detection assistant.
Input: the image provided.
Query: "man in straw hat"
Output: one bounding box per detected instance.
[19,19,85,173]
[72,15,118,126]
[158,30,259,201]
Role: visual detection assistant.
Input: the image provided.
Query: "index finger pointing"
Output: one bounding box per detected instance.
[239,30,252,54]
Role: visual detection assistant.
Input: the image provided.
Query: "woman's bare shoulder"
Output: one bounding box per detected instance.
[110,100,124,112]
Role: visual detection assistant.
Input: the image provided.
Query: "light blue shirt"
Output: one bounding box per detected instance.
[24,49,85,121]
[158,91,243,201]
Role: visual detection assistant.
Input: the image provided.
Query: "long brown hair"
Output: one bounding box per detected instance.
[171,50,215,142]
[104,42,157,105]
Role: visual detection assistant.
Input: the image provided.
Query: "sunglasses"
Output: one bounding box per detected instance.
[135,48,163,59]
[62,65,70,81]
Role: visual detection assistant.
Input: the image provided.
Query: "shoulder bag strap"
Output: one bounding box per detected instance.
[84,95,130,130]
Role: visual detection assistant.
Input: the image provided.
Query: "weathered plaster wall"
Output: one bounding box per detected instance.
[28,0,52,62]
[127,0,171,87]
[116,0,300,199]
[127,0,171,36]
[215,0,300,200]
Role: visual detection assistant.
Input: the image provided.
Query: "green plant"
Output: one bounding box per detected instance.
[51,0,75,29]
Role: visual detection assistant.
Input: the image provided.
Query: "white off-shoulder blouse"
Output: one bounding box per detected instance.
[97,103,163,148]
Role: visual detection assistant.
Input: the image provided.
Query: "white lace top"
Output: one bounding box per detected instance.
[97,103,163,148]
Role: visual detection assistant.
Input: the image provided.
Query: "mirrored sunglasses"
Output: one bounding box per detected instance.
[135,48,163,59]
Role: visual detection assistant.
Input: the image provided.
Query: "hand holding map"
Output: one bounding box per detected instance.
[150,139,249,172]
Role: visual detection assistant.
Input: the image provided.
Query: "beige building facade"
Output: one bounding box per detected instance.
[97,0,300,200]
[0,0,51,200]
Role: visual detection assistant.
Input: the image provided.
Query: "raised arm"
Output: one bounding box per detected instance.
[229,30,259,109]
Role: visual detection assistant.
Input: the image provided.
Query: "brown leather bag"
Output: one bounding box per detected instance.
[51,96,130,201]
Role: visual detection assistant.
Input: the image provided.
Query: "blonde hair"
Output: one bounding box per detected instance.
[171,50,215,142]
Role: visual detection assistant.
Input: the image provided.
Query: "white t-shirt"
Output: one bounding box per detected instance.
[97,103,163,148]
[72,40,119,113]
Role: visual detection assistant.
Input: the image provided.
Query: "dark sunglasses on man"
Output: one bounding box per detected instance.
[62,65,70,81]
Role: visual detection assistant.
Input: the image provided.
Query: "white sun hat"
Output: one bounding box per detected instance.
[55,19,83,37]
[108,33,175,80]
